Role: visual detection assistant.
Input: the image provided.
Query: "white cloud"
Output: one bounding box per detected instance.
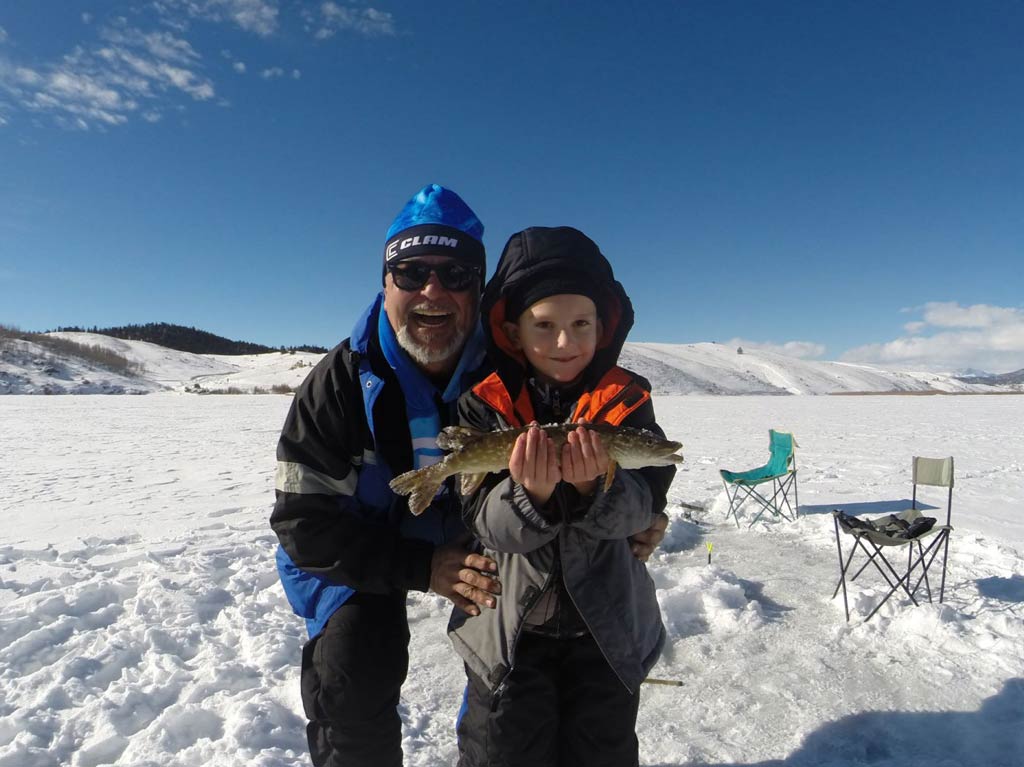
[0,25,8,44]
[82,13,94,25]
[0,23,215,129]
[233,61,246,73]
[920,301,1020,329]
[14,67,44,87]
[155,0,280,37]
[843,302,1024,374]
[313,2,395,39]
[724,338,826,360]
[291,68,300,79]
[260,66,283,79]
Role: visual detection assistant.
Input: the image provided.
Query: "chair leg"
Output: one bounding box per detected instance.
[907,533,948,601]
[773,478,792,521]
[777,473,798,520]
[863,546,923,621]
[832,537,861,600]
[939,530,951,603]
[731,483,777,527]
[833,515,851,622]
[793,471,799,517]
[751,482,793,526]
[916,540,933,602]
[849,543,888,583]
[722,480,742,528]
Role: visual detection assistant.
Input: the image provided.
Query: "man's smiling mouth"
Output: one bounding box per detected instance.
[411,308,453,327]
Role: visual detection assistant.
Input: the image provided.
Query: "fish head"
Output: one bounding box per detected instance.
[610,429,684,468]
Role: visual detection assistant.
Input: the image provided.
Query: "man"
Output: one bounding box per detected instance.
[270,184,666,767]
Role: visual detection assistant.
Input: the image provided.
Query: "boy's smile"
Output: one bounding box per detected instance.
[503,293,602,385]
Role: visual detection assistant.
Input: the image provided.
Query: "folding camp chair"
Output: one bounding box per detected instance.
[832,456,954,622]
[720,430,799,527]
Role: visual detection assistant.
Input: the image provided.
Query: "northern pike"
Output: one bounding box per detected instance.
[389,423,683,515]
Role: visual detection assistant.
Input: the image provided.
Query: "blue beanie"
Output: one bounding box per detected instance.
[383,184,485,282]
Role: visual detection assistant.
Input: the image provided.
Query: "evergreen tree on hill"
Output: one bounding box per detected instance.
[62,323,326,355]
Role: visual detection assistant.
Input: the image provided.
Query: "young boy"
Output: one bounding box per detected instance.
[449,226,675,767]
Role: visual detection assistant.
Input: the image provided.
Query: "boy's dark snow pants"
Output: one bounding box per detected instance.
[456,631,641,767]
[301,592,410,767]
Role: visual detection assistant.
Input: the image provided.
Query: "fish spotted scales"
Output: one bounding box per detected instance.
[389,423,683,515]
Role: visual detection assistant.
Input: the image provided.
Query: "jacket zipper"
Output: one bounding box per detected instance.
[491,567,557,710]
[559,533,636,694]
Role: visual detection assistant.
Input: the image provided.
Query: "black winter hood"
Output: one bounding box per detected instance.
[481,226,635,400]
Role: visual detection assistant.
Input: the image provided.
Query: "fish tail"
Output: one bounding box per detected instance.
[389,462,452,516]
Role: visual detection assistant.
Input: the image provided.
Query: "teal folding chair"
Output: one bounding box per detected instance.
[720,430,799,527]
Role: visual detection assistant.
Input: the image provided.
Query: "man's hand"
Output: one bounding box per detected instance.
[629,512,668,562]
[430,540,501,616]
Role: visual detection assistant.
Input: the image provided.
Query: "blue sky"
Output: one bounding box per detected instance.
[1,1,1022,372]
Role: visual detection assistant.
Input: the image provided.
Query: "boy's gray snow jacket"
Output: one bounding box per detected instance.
[448,226,674,695]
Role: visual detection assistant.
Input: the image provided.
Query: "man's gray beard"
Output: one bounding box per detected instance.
[395,323,468,367]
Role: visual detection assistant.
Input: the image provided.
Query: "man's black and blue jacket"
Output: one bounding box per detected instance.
[270,293,482,637]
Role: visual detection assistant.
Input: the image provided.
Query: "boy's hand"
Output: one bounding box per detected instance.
[561,425,609,496]
[509,424,560,508]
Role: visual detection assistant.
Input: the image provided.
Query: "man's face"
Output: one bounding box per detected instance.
[383,255,480,377]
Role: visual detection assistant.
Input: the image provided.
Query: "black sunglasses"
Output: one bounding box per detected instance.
[387,261,481,292]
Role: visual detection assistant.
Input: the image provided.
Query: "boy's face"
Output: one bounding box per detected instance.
[503,294,601,385]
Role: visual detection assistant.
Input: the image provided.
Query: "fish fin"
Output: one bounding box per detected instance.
[389,463,451,516]
[437,426,486,451]
[460,472,488,498]
[603,459,618,492]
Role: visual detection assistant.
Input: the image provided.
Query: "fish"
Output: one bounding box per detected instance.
[389,422,683,515]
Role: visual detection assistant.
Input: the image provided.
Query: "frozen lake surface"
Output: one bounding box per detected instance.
[2,394,1022,766]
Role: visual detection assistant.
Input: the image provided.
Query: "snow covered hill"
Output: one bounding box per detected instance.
[0,336,159,395]
[620,342,1005,395]
[1,333,1017,395]
[1,333,322,395]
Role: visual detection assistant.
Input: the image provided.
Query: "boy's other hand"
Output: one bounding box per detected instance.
[509,424,560,508]
[629,512,668,561]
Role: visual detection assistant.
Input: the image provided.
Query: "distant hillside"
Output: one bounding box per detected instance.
[0,326,155,394]
[49,323,327,356]
[956,368,1024,386]
[4,332,1020,396]
[619,342,1014,395]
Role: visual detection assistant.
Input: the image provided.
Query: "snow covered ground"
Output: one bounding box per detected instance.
[1,394,1022,766]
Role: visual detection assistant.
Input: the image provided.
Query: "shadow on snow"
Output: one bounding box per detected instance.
[646,677,1024,767]
[975,574,1024,603]
[798,499,936,517]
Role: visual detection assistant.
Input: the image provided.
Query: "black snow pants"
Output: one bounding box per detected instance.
[456,631,641,767]
[301,591,410,767]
